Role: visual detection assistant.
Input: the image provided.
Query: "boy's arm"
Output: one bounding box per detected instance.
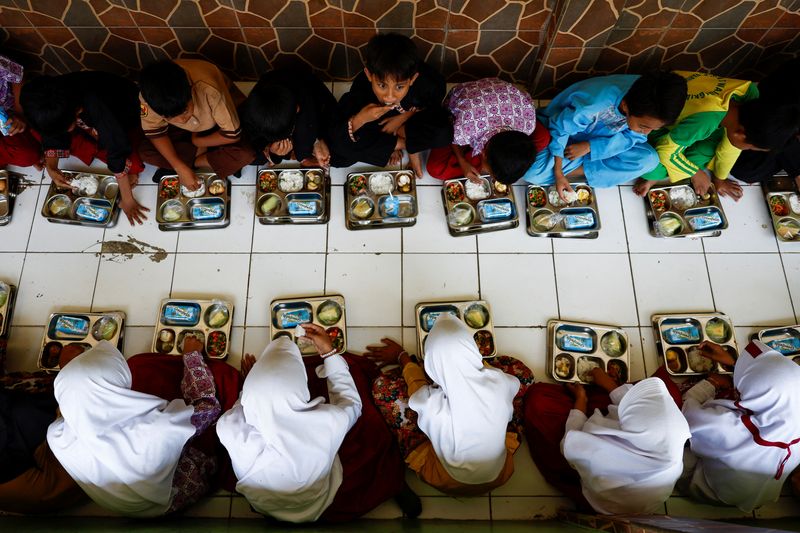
[546,104,594,158]
[588,129,644,160]
[654,111,723,182]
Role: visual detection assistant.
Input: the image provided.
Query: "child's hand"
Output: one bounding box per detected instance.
[182,335,204,355]
[380,113,408,135]
[241,353,256,379]
[313,139,330,169]
[698,341,736,367]
[590,367,619,393]
[4,115,26,136]
[713,177,743,201]
[47,166,72,189]
[460,160,481,182]
[364,338,406,366]
[555,172,574,202]
[301,322,334,354]
[706,373,733,391]
[177,167,201,191]
[269,138,293,157]
[120,195,150,226]
[691,170,712,196]
[564,141,590,160]
[358,103,393,125]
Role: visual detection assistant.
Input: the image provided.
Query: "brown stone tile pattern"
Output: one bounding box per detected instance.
[0,0,796,94]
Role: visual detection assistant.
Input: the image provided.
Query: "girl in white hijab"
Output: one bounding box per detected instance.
[681,340,800,512]
[560,369,691,514]
[216,322,361,523]
[46,338,222,517]
[367,313,526,495]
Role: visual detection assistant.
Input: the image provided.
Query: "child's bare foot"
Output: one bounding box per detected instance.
[408,151,423,178]
[389,150,403,167]
[633,178,656,197]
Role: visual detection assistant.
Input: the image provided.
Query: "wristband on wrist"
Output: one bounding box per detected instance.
[320,348,338,359]
[397,350,409,363]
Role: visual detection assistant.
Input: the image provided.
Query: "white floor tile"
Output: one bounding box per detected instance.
[251,219,328,253]
[0,183,40,252]
[403,186,477,253]
[327,186,402,253]
[27,188,105,253]
[121,326,157,356]
[223,326,246,370]
[402,253,479,326]
[781,253,800,323]
[325,254,401,326]
[553,186,628,253]
[491,441,563,496]
[706,253,794,326]
[479,254,557,327]
[13,253,100,326]
[630,253,714,324]
[623,326,647,382]
[5,164,43,184]
[177,187,255,253]
[342,327,403,355]
[702,188,778,252]
[171,253,251,327]
[620,189,704,253]
[104,184,179,253]
[93,253,176,326]
[233,164,258,185]
[242,326,269,360]
[490,496,574,520]
[554,253,639,327]
[0,252,24,286]
[5,325,44,371]
[245,253,326,327]
[401,326,419,356]
[418,496,490,520]
[477,195,553,255]
[492,327,549,383]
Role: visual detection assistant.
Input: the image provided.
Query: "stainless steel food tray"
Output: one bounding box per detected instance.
[256,168,330,225]
[644,181,728,238]
[156,173,231,230]
[547,319,629,384]
[761,175,800,242]
[0,170,19,226]
[652,312,737,376]
[151,298,234,359]
[753,325,800,362]
[526,182,601,238]
[38,311,126,371]
[442,176,518,236]
[40,171,121,228]
[415,300,497,359]
[269,294,347,356]
[0,282,16,338]
[345,170,418,230]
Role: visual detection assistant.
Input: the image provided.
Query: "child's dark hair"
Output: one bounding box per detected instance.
[20,75,80,135]
[739,99,800,150]
[139,60,192,118]
[240,82,297,152]
[364,33,419,82]
[486,131,537,185]
[624,71,687,125]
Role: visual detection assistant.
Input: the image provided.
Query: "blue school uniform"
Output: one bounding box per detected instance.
[522,75,658,188]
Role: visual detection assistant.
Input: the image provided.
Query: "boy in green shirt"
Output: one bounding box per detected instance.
[633,71,797,200]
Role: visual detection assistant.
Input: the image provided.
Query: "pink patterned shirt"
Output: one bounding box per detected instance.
[446,78,536,155]
[0,55,23,112]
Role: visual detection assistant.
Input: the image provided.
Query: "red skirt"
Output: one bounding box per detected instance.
[127,353,243,492]
[303,353,406,522]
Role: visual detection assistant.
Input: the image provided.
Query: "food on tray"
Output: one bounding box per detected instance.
[663,324,701,344]
[533,211,557,231]
[479,199,513,221]
[369,172,394,195]
[161,200,184,222]
[473,330,494,356]
[48,195,71,216]
[296,335,317,355]
[0,179,6,194]
[43,341,62,368]
[159,329,174,343]
[528,187,546,207]
[687,346,714,373]
[665,348,684,373]
[178,330,205,352]
[75,203,110,223]
[207,331,227,357]
[563,212,595,230]
[601,331,625,357]
[557,330,594,353]
[306,171,323,191]
[260,195,281,215]
[279,170,304,192]
[766,336,800,355]
[380,196,400,217]
[71,174,98,196]
[279,308,311,329]
[777,219,800,240]
[317,301,342,326]
[445,182,465,203]
[351,197,374,219]
[769,195,789,216]
[789,194,800,215]
[181,180,206,198]
[449,203,473,226]
[208,180,225,195]
[93,317,118,341]
[54,315,90,338]
[493,181,507,194]
[705,318,730,343]
[206,305,230,328]
[687,210,723,231]
[160,177,180,199]
[554,354,574,379]
[548,190,565,207]
[464,305,488,329]
[294,324,306,338]
[0,282,7,307]
[656,214,683,236]
[288,199,318,216]
[607,360,627,384]
[465,179,490,200]
[258,171,278,192]
[576,187,592,205]
[577,357,601,382]
[190,203,224,220]
[649,190,668,211]
[326,326,344,351]
[561,189,578,204]
[669,186,697,210]
[397,172,412,193]
[348,174,368,196]
[164,303,201,325]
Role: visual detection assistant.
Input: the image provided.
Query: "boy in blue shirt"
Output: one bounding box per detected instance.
[524,72,687,201]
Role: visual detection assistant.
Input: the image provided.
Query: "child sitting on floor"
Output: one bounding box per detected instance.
[329,33,452,177]
[524,71,687,201]
[633,71,800,200]
[0,54,40,171]
[240,68,337,170]
[426,77,550,185]
[20,71,149,225]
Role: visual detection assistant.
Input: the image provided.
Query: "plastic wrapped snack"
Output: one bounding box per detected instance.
[75,203,109,222]
[54,316,90,338]
[288,200,318,215]
[688,211,723,231]
[766,337,800,355]
[191,203,224,220]
[164,303,201,325]
[557,331,594,353]
[663,325,701,344]
[564,212,595,230]
[280,308,311,329]
[479,200,512,221]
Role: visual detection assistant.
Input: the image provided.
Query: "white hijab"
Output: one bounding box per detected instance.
[684,340,800,511]
[216,337,356,522]
[409,314,520,484]
[563,378,691,514]
[46,341,196,516]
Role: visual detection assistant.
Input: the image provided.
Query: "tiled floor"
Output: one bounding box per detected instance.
[1,89,799,522]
